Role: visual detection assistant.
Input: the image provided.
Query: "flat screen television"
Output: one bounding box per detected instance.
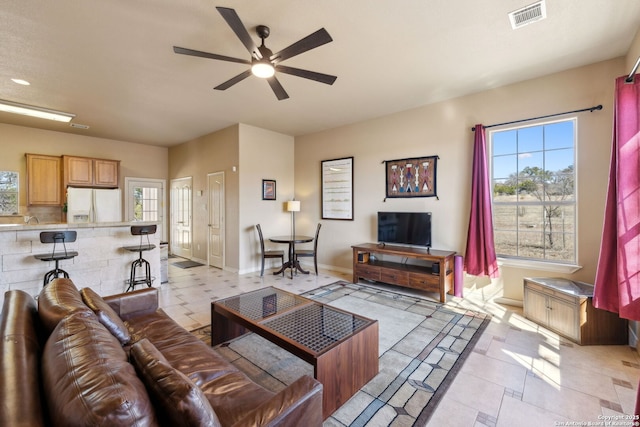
[377,212,432,247]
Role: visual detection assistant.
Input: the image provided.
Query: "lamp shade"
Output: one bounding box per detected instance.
[286,200,301,212]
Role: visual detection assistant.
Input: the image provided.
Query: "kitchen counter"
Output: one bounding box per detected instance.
[0,222,161,309]
[0,221,154,231]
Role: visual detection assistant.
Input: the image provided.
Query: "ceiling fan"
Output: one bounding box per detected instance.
[173,6,337,100]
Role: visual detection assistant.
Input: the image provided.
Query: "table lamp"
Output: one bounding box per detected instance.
[287,200,300,236]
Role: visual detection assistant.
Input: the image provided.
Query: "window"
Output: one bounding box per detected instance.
[491,119,576,263]
[133,187,159,221]
[0,171,19,215]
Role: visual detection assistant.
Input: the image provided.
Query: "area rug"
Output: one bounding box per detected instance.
[193,281,490,426]
[172,260,204,269]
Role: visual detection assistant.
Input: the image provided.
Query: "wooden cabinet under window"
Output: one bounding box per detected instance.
[63,155,119,188]
[26,153,62,206]
[523,277,627,345]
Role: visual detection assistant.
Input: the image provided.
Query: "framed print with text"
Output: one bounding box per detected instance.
[321,157,353,220]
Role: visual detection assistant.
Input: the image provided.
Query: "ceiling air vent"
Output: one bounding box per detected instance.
[70,123,90,129]
[509,1,546,29]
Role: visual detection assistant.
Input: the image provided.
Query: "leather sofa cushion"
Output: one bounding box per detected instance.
[37,278,92,335]
[81,287,132,345]
[131,338,221,427]
[42,311,158,426]
[126,311,279,425]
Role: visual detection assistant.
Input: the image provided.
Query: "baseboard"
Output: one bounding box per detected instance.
[296,260,352,275]
[493,296,524,308]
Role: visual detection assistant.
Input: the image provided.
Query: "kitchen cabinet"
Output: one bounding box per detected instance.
[523,277,627,345]
[26,153,62,206]
[63,155,119,188]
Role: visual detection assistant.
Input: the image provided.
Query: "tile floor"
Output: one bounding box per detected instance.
[161,262,640,427]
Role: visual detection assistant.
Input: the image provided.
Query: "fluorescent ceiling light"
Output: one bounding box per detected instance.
[11,78,30,86]
[0,99,75,122]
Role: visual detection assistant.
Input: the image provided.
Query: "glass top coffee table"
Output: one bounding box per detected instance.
[211,287,379,419]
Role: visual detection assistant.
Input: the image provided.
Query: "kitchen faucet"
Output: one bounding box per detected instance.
[26,216,40,224]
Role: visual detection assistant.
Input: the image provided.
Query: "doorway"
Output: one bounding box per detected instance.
[170,177,192,259]
[207,172,225,268]
[124,178,166,241]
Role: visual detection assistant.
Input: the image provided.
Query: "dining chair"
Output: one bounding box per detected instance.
[256,224,284,277]
[294,223,322,275]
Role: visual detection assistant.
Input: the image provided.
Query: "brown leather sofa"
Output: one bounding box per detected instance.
[0,278,323,426]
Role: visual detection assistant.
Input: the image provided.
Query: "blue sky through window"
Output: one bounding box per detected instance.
[492,120,575,181]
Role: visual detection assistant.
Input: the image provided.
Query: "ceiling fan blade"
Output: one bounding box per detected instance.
[271,28,333,63]
[214,70,253,91]
[173,46,250,65]
[276,65,337,85]
[216,7,259,58]
[266,76,289,100]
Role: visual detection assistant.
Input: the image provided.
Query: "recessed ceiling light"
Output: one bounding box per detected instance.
[11,78,30,86]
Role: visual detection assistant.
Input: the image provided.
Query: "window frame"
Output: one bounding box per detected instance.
[0,171,19,216]
[489,118,579,269]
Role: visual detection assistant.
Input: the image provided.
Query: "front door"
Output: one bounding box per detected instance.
[170,177,192,259]
[208,172,224,268]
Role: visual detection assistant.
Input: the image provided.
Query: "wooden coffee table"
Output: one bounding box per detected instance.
[211,287,379,419]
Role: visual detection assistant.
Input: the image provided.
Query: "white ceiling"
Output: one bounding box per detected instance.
[1,0,639,147]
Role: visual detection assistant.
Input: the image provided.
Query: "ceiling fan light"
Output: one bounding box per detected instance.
[251,62,275,78]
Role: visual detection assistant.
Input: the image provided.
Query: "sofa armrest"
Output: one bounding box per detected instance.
[0,290,47,427]
[104,288,159,321]
[231,375,323,427]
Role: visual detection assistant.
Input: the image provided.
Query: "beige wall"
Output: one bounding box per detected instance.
[627,28,640,73]
[238,124,294,273]
[0,123,168,222]
[295,58,623,302]
[167,123,294,273]
[168,125,240,268]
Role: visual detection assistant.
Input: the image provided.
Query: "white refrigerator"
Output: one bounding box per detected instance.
[67,188,122,223]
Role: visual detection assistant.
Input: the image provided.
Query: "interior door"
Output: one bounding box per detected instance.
[170,177,192,258]
[208,172,224,268]
[125,178,166,242]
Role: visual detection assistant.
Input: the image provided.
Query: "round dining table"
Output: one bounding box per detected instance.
[269,235,313,278]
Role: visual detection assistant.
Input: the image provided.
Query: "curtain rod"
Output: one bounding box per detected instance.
[626,56,640,83]
[470,104,602,132]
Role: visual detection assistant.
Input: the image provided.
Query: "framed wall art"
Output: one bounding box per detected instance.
[385,155,438,199]
[321,157,354,220]
[262,179,276,200]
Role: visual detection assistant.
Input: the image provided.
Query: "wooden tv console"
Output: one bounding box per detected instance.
[352,243,456,302]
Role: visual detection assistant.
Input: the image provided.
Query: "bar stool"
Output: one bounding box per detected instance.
[123,225,157,292]
[34,231,78,287]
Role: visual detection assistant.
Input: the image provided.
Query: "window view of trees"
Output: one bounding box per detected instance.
[491,120,576,263]
[0,171,19,215]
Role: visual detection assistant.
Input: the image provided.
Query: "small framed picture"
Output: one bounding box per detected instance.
[262,179,276,200]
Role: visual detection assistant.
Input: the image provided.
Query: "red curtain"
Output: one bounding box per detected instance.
[464,125,499,278]
[594,75,640,320]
